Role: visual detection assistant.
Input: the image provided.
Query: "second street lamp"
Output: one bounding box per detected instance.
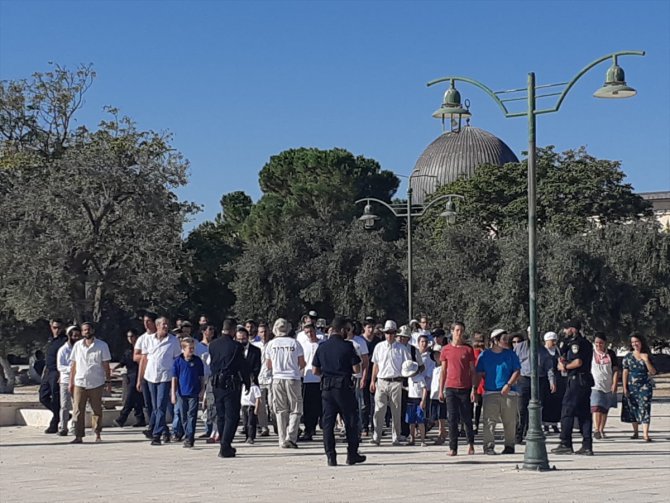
[356,190,465,322]
[427,50,645,471]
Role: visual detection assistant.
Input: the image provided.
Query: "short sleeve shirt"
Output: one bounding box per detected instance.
[372,341,412,379]
[440,344,475,389]
[241,384,262,407]
[300,339,322,383]
[70,338,111,389]
[171,355,204,397]
[143,334,181,384]
[567,336,593,376]
[265,337,304,380]
[312,337,361,378]
[407,373,426,399]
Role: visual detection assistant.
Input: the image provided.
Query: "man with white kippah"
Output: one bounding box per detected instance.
[542,331,562,433]
[369,321,415,446]
[56,325,82,436]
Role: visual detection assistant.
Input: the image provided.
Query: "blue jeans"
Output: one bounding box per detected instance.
[148,381,170,438]
[172,391,184,437]
[181,396,199,441]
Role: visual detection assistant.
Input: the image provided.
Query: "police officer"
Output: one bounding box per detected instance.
[311,316,366,467]
[551,319,594,455]
[208,319,250,458]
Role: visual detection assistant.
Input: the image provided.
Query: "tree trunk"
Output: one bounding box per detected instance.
[0,356,15,394]
[93,281,104,323]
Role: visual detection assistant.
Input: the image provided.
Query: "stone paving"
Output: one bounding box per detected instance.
[0,400,669,503]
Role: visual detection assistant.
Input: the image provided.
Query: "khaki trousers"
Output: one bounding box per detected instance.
[373,379,402,442]
[271,379,303,445]
[72,385,104,439]
[482,392,518,449]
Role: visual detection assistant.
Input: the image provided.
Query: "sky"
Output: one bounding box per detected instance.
[1,0,669,231]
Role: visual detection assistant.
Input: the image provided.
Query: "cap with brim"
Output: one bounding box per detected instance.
[544,331,558,341]
[432,344,442,352]
[490,328,507,339]
[383,320,397,333]
[302,322,315,329]
[401,360,419,378]
[273,318,291,337]
[397,325,411,338]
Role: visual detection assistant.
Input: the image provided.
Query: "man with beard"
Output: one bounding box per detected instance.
[134,311,158,438]
[56,325,82,436]
[69,322,112,444]
[40,319,67,434]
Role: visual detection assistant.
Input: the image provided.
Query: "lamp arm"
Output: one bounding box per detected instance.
[415,194,465,217]
[549,50,645,113]
[426,76,511,117]
[355,197,403,218]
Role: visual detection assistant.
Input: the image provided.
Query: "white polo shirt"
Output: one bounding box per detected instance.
[372,341,412,379]
[265,336,304,380]
[142,333,181,384]
[300,339,322,383]
[70,338,111,389]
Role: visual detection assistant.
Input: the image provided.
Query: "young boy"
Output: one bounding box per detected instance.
[240,380,262,444]
[430,345,447,444]
[171,337,205,448]
[404,361,428,447]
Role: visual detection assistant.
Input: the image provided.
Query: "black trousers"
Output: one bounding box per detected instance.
[516,376,531,442]
[241,405,257,440]
[400,388,409,437]
[142,379,154,428]
[361,384,373,433]
[559,377,592,450]
[38,370,60,428]
[214,387,242,450]
[322,386,359,458]
[119,375,145,423]
[446,388,474,451]
[302,382,322,435]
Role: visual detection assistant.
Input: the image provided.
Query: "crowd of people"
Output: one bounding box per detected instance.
[37,312,658,464]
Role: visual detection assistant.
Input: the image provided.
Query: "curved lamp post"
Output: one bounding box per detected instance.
[427,50,644,471]
[356,187,465,322]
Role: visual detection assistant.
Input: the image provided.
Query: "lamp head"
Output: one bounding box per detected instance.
[359,202,380,230]
[593,62,637,98]
[432,81,472,120]
[440,198,457,225]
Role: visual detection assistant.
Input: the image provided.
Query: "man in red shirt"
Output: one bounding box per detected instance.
[438,322,477,456]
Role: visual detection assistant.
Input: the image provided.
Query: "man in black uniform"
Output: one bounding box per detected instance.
[39,318,67,434]
[551,319,594,455]
[208,319,250,458]
[311,316,365,467]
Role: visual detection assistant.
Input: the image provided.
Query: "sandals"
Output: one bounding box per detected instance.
[644,437,652,442]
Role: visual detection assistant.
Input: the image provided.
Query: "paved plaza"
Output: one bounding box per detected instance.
[1,400,669,503]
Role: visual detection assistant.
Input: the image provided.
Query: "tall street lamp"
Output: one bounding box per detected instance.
[356,187,464,322]
[427,50,645,471]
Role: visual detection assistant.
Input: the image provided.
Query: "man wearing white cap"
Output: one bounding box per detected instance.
[369,321,415,446]
[265,318,305,448]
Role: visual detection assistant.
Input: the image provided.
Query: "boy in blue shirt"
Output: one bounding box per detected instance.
[171,337,205,448]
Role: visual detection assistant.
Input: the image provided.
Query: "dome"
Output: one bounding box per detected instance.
[410,126,519,204]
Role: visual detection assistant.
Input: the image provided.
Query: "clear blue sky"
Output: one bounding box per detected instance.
[2,0,669,231]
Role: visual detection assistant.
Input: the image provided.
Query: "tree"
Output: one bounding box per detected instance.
[428,146,653,236]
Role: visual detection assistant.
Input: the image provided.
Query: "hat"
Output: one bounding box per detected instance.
[401,360,419,378]
[302,321,315,329]
[409,319,419,325]
[272,318,291,337]
[382,320,397,333]
[181,321,192,328]
[364,316,375,324]
[316,318,327,328]
[308,310,318,318]
[563,319,582,331]
[65,325,79,336]
[432,344,442,352]
[397,325,411,338]
[544,331,558,341]
[490,328,507,340]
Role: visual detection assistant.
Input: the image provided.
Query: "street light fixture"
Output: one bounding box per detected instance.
[356,187,464,322]
[427,50,644,472]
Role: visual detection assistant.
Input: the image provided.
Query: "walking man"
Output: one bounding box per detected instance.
[40,319,67,434]
[56,325,81,436]
[69,322,112,444]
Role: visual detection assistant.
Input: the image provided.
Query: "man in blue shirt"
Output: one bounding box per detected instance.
[171,337,205,448]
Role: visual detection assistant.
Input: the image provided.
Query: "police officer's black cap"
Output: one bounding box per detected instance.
[563,319,582,331]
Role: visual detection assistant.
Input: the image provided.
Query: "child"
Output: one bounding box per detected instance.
[240,380,262,444]
[171,337,205,448]
[404,361,428,447]
[430,345,447,444]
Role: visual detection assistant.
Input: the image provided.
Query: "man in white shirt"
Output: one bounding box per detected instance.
[56,325,81,436]
[68,322,111,444]
[265,318,305,448]
[345,319,369,435]
[137,317,181,445]
[296,312,322,346]
[369,321,415,446]
[299,321,322,441]
[134,311,157,438]
[253,322,274,437]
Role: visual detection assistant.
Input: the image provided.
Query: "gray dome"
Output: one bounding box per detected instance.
[410,126,519,203]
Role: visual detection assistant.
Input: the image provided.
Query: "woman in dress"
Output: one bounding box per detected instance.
[621,333,657,441]
[590,332,619,439]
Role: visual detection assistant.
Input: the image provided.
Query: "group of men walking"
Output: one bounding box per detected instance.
[38,311,605,464]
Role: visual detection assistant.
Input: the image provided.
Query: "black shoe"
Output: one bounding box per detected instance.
[575,447,594,456]
[501,446,515,454]
[183,439,194,448]
[44,426,59,434]
[551,445,574,455]
[218,447,236,458]
[174,433,184,442]
[282,440,298,449]
[327,456,337,467]
[346,453,366,465]
[150,438,162,446]
[113,418,125,428]
[484,448,497,455]
[298,434,313,442]
[143,429,153,439]
[70,437,83,444]
[133,421,147,428]
[552,425,560,434]
[58,429,68,436]
[162,433,171,443]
